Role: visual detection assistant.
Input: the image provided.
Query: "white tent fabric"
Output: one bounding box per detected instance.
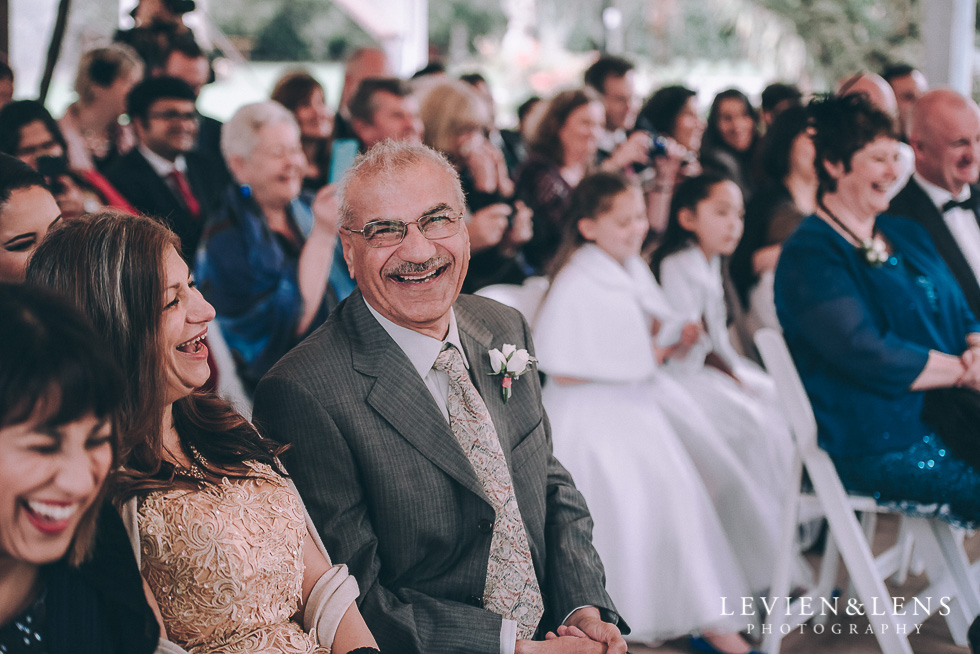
[330,0,428,76]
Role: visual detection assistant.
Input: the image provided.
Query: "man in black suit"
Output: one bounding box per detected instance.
[889,88,980,317]
[253,141,626,654]
[104,76,226,258]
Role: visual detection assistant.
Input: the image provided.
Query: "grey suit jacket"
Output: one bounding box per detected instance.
[252,290,621,654]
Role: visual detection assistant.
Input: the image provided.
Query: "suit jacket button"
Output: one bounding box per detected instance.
[466,595,483,607]
[477,518,493,534]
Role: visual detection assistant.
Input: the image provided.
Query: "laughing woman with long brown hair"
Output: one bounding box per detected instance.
[26,212,379,654]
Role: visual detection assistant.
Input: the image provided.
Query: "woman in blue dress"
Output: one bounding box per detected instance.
[774,94,980,527]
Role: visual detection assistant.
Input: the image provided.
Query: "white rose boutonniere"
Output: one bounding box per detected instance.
[488,344,536,403]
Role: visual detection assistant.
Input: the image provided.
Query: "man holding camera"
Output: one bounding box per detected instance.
[584,55,651,172]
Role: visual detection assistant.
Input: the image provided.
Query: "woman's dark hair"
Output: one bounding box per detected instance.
[528,87,602,166]
[638,85,696,136]
[25,212,286,503]
[271,70,325,114]
[0,154,47,206]
[0,100,68,160]
[548,171,633,278]
[702,88,758,155]
[0,282,123,565]
[762,104,812,183]
[651,171,731,280]
[808,93,898,197]
[516,95,541,124]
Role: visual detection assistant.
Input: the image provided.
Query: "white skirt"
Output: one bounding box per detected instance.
[544,379,756,643]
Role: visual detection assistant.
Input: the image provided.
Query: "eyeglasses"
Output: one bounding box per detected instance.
[344,212,463,248]
[148,110,198,123]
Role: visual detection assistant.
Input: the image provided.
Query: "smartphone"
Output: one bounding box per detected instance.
[329,139,360,184]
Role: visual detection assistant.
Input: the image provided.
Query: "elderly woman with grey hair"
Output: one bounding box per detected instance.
[195,101,352,393]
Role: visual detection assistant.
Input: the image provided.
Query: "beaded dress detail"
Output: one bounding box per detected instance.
[138,462,327,653]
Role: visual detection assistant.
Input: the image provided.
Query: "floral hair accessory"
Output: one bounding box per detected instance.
[488,344,535,403]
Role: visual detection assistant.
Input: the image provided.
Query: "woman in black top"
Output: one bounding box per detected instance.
[0,283,158,654]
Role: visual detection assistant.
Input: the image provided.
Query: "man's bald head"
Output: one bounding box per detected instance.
[341,48,391,112]
[838,73,899,117]
[910,89,980,193]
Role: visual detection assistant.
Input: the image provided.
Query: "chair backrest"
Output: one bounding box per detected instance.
[475,277,550,323]
[754,328,819,455]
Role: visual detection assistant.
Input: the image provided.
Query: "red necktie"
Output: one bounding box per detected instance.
[169,169,201,219]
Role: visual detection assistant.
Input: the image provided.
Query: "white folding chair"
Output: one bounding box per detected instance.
[475,276,550,324]
[755,328,980,654]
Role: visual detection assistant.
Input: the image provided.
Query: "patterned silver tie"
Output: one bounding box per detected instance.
[432,344,544,639]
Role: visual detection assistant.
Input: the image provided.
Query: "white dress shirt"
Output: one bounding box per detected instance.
[139,143,188,178]
[913,172,980,284]
[363,299,519,653]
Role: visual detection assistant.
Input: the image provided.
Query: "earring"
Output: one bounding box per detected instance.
[239,184,252,199]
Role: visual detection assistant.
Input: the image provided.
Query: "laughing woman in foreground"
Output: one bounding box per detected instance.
[774,94,980,525]
[0,283,158,654]
[26,212,380,654]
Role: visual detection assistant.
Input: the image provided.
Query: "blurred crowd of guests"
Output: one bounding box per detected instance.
[3,4,980,652]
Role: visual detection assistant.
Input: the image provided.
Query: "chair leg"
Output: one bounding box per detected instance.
[762,457,805,654]
[903,518,974,645]
[889,517,915,585]
[809,456,914,654]
[848,511,879,599]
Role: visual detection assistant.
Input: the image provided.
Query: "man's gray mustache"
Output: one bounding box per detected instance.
[385,256,452,277]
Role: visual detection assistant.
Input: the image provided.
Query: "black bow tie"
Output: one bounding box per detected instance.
[943,196,974,213]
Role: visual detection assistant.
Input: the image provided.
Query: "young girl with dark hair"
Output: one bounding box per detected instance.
[533,171,776,654]
[652,174,794,500]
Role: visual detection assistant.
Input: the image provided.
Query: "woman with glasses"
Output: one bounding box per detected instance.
[0,100,136,218]
[195,101,353,393]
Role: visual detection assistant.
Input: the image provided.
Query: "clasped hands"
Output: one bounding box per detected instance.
[516,607,627,653]
[956,347,980,391]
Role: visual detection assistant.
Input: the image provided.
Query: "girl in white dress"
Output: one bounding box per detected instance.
[533,171,772,653]
[651,173,794,499]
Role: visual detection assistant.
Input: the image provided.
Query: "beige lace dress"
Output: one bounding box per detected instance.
[138,462,329,654]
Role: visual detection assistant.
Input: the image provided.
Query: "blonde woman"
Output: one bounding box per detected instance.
[58,43,143,172]
[421,80,532,291]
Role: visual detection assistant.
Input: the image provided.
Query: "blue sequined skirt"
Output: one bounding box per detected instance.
[833,433,980,529]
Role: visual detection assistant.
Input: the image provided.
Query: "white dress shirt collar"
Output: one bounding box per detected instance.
[139,143,188,178]
[363,296,469,375]
[913,171,970,209]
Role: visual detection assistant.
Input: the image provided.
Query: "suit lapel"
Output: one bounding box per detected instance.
[899,180,980,317]
[345,292,485,499]
[130,151,183,214]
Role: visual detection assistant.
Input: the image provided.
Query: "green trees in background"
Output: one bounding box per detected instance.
[207,0,939,82]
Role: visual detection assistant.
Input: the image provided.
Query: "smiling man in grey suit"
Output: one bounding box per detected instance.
[253,141,626,654]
